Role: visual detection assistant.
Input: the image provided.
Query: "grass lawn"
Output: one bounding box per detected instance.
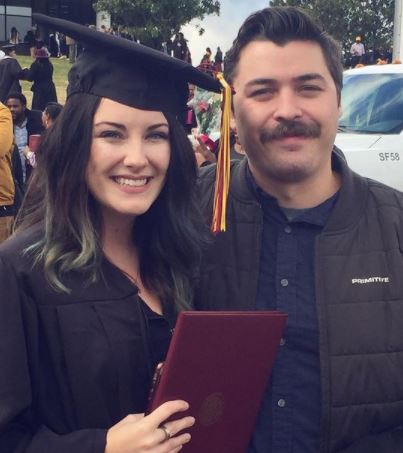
[16,55,70,107]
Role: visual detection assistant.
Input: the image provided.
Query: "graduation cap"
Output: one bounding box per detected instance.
[33,14,232,234]
[33,13,221,114]
[1,44,16,52]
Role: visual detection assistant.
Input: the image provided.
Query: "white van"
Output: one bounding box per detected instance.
[335,64,403,190]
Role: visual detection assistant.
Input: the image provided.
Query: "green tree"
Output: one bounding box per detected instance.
[93,0,220,47]
[270,0,394,59]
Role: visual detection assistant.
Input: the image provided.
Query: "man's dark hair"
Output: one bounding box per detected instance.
[6,92,27,106]
[224,6,343,102]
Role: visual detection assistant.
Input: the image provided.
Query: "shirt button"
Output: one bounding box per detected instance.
[284,225,292,234]
[280,278,289,287]
[277,399,286,408]
[280,337,286,346]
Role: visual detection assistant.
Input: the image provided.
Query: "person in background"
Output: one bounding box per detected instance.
[5,92,44,185]
[19,47,57,111]
[197,54,215,76]
[24,29,36,58]
[214,46,223,72]
[23,102,64,169]
[42,101,63,129]
[184,48,192,64]
[350,35,365,67]
[172,32,188,61]
[179,84,197,135]
[66,35,77,63]
[196,6,403,453]
[48,33,60,57]
[229,117,245,161]
[204,47,212,61]
[9,27,20,45]
[58,32,68,59]
[0,102,15,243]
[0,44,22,103]
[0,13,222,453]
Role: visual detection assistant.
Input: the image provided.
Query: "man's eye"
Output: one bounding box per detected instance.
[301,85,322,92]
[250,88,274,97]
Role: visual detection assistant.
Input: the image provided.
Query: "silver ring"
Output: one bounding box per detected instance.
[159,424,171,442]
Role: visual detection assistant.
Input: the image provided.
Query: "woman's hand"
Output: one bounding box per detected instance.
[105,400,195,453]
[23,145,31,158]
[194,138,216,167]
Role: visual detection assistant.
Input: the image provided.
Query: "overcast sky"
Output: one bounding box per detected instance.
[182,0,269,65]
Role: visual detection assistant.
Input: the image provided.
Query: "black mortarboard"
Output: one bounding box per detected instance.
[1,44,16,52]
[33,14,233,234]
[33,14,221,115]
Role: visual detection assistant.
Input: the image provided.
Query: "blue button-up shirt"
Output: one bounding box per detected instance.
[247,169,338,453]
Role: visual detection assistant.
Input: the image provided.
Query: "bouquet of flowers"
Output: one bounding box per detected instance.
[189,87,222,138]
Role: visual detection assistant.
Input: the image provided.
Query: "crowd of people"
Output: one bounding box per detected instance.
[345,35,395,68]
[1,6,403,453]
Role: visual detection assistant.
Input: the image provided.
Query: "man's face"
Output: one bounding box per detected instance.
[6,98,26,123]
[232,40,341,188]
[188,84,195,100]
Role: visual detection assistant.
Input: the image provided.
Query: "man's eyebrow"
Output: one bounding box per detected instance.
[293,73,326,83]
[245,78,277,88]
[245,73,327,87]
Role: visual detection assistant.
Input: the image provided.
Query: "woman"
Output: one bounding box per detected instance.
[23,29,36,58]
[9,26,20,45]
[23,102,63,169]
[0,14,221,453]
[42,101,63,128]
[19,47,57,111]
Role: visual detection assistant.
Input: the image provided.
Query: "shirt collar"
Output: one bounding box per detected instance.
[15,117,28,129]
[245,163,339,227]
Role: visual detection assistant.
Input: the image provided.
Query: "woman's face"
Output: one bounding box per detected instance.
[86,98,171,223]
[42,111,50,128]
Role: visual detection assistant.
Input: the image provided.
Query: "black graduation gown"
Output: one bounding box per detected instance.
[0,57,22,103]
[0,226,170,452]
[20,60,57,111]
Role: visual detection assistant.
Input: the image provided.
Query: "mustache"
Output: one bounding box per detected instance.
[260,120,321,143]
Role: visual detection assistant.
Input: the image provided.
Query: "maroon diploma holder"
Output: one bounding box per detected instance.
[147,311,287,453]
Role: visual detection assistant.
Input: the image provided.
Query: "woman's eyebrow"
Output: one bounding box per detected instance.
[147,123,169,131]
[93,121,126,129]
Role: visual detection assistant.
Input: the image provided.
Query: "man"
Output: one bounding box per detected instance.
[350,36,365,67]
[5,93,43,185]
[214,46,223,71]
[179,83,197,135]
[0,102,15,242]
[0,44,22,103]
[196,7,403,453]
[172,32,188,61]
[66,35,77,63]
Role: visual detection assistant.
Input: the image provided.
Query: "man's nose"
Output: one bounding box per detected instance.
[272,89,303,122]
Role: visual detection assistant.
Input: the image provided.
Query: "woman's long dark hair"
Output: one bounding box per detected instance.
[17,93,208,312]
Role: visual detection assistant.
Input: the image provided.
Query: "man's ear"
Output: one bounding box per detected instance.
[230,114,237,131]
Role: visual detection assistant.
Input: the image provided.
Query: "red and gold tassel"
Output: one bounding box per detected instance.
[211,73,232,234]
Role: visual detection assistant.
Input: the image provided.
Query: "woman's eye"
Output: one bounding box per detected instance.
[99,130,122,139]
[148,131,170,141]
